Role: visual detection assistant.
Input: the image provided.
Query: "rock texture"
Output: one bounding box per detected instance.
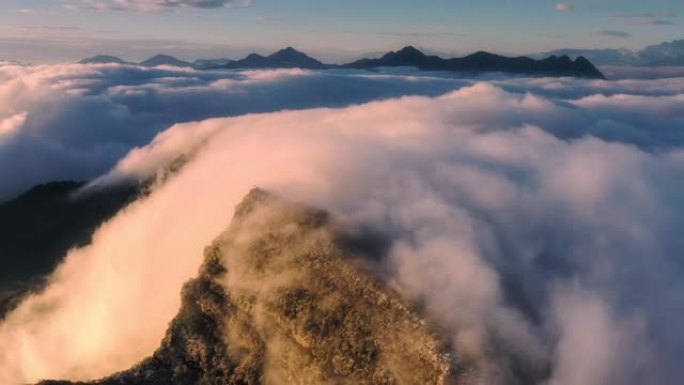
[38,189,461,385]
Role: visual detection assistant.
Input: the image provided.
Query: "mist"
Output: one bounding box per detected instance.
[0,65,683,384]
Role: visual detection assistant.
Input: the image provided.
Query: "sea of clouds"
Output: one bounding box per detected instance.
[0,62,683,384]
[1,62,683,201]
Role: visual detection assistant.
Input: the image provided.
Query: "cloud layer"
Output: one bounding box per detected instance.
[0,63,466,201]
[1,61,683,202]
[0,68,683,384]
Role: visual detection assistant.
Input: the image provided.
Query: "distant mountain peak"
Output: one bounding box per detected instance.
[220,47,325,70]
[464,51,500,59]
[396,45,425,56]
[140,54,192,68]
[280,46,299,53]
[78,55,128,65]
[269,46,310,59]
[192,58,233,69]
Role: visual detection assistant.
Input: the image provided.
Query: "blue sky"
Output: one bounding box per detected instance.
[0,0,681,62]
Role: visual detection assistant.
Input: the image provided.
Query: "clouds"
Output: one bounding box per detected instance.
[548,287,652,385]
[617,11,678,27]
[68,0,253,12]
[0,63,466,201]
[598,30,632,38]
[554,3,573,12]
[0,74,683,384]
[0,113,26,136]
[2,61,684,203]
[634,19,675,26]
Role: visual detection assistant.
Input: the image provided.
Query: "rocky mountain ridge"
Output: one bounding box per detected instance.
[36,189,465,385]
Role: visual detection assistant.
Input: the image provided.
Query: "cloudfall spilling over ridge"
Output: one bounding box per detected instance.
[0,76,683,384]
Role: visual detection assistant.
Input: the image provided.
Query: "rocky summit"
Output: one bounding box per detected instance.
[38,189,465,385]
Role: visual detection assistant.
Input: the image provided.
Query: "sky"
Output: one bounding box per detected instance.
[0,1,682,63]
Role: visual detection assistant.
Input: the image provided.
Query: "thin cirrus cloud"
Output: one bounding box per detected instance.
[68,0,253,12]
[555,3,574,12]
[633,19,675,26]
[615,11,678,27]
[598,30,632,38]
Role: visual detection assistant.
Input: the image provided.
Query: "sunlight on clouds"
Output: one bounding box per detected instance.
[0,78,683,383]
[0,113,26,137]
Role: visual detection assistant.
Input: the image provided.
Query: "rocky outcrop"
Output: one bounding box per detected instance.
[38,189,462,385]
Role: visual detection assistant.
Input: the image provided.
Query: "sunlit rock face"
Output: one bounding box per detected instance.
[39,189,459,385]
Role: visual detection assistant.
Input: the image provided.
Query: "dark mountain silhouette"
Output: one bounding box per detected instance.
[79,55,132,65]
[37,189,464,385]
[140,54,193,68]
[531,48,643,66]
[0,181,140,317]
[343,46,605,79]
[192,58,234,69]
[220,47,327,69]
[78,46,604,78]
[343,46,443,68]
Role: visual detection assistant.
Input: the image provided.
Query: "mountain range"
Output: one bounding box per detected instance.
[342,46,604,78]
[80,46,605,79]
[532,38,684,66]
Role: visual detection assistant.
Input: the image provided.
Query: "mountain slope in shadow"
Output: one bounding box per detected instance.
[0,181,140,317]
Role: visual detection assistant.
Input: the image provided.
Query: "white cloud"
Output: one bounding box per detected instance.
[1,61,683,204]
[0,77,683,384]
[0,112,26,137]
[0,63,467,201]
[69,0,253,12]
